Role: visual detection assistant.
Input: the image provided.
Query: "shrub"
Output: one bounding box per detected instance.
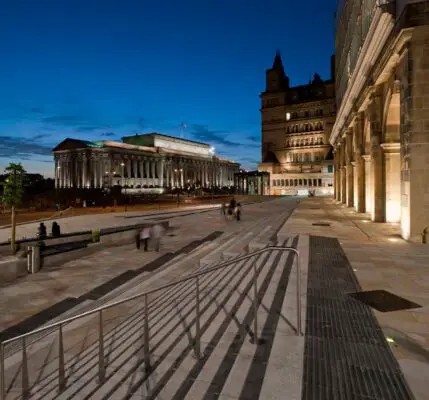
[92,229,101,243]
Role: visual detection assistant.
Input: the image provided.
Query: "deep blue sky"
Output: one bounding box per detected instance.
[0,0,336,177]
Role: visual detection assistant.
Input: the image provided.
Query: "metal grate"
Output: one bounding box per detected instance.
[349,290,422,313]
[302,236,415,400]
[312,222,331,227]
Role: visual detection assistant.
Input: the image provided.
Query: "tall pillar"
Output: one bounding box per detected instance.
[369,94,385,222]
[139,158,144,186]
[82,155,87,188]
[158,159,164,187]
[362,155,373,215]
[382,143,401,223]
[339,141,346,203]
[99,156,104,188]
[345,130,354,207]
[353,113,365,212]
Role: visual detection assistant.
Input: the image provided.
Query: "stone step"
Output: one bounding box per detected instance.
[199,234,241,266]
[40,246,259,398]
[2,239,299,399]
[222,231,254,259]
[248,224,274,252]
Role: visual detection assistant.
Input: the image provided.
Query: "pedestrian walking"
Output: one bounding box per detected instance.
[151,223,165,252]
[235,202,242,221]
[139,226,152,251]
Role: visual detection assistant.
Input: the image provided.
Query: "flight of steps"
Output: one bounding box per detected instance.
[2,213,301,399]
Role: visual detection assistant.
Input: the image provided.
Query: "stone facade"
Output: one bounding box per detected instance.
[258,52,335,196]
[52,133,239,191]
[332,0,429,241]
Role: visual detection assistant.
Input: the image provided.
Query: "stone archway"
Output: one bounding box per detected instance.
[382,82,401,223]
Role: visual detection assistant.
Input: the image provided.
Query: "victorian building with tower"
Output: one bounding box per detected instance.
[332,0,429,241]
[257,51,336,196]
[52,133,239,193]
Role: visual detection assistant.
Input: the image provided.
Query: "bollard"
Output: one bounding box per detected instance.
[31,245,40,274]
[27,246,32,273]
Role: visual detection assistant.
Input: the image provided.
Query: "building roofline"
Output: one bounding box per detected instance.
[122,132,210,148]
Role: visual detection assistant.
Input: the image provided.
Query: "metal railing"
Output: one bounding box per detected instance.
[0,246,300,399]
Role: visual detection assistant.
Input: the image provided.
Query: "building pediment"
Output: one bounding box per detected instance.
[52,138,102,152]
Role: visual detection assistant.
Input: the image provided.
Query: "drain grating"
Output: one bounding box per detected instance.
[312,222,331,227]
[302,236,414,400]
[349,290,422,313]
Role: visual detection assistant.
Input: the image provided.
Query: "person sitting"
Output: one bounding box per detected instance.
[51,221,61,237]
[38,222,47,239]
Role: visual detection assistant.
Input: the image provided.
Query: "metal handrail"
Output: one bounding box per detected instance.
[0,245,300,399]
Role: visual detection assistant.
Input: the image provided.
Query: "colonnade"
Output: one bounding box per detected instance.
[54,152,238,189]
[333,83,401,225]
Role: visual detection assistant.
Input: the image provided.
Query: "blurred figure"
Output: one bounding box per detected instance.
[138,226,152,251]
[235,202,242,221]
[151,223,165,252]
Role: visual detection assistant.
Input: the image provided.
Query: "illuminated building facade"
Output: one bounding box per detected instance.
[332,0,429,241]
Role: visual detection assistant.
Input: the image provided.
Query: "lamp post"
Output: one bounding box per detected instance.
[174,168,183,206]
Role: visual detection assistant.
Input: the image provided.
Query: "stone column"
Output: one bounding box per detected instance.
[369,94,385,222]
[362,155,373,215]
[345,129,354,207]
[382,143,401,223]
[158,159,164,187]
[353,113,365,212]
[340,141,346,203]
[139,158,144,186]
[82,154,87,188]
[99,156,104,188]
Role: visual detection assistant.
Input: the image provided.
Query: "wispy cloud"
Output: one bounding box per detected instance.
[100,132,115,137]
[41,115,83,125]
[189,124,241,148]
[0,135,53,159]
[247,135,260,143]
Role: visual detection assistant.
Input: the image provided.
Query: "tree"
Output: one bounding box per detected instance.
[2,163,26,254]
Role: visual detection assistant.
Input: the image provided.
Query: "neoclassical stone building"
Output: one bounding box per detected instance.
[332,0,429,241]
[53,133,239,191]
[258,52,336,196]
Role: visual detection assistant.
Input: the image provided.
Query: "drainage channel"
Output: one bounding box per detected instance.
[302,235,415,400]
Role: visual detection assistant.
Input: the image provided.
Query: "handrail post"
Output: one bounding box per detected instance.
[193,275,204,359]
[1,344,4,400]
[98,310,106,383]
[144,294,150,372]
[251,256,258,344]
[296,252,302,336]
[58,324,65,392]
[22,337,29,399]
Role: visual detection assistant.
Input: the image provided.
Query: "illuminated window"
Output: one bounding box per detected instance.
[286,112,291,121]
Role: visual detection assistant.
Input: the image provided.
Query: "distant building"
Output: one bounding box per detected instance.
[331,1,429,241]
[258,51,336,196]
[234,170,270,195]
[52,133,240,192]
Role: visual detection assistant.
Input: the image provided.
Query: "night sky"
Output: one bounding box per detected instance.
[0,0,336,177]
